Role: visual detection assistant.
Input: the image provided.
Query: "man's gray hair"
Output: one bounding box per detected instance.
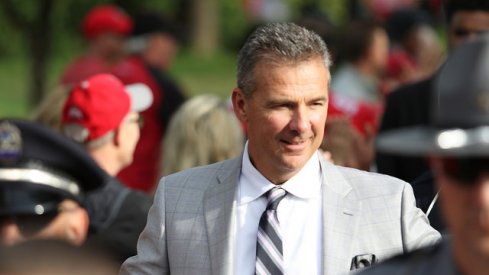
[237,22,331,97]
[63,123,115,150]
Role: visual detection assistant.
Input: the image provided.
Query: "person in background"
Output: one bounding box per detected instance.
[60,4,133,86]
[59,73,154,262]
[332,19,389,104]
[30,85,72,132]
[376,0,489,183]
[321,92,383,171]
[114,11,184,193]
[126,11,187,134]
[0,119,106,247]
[383,8,443,95]
[362,32,489,275]
[120,22,439,275]
[162,94,244,176]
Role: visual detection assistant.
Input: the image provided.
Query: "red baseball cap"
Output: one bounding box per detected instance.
[82,4,133,40]
[62,74,152,143]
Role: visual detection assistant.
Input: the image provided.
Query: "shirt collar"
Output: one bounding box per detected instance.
[238,141,322,205]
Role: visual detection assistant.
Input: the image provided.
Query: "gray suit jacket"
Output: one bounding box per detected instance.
[120,155,440,275]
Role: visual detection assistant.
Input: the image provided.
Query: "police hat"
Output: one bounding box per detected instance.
[376,33,489,157]
[0,119,107,216]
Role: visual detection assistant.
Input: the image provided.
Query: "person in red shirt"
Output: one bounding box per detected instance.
[60,4,133,86]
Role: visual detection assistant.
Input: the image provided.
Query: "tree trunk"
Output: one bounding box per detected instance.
[192,0,219,57]
[28,0,54,107]
[0,0,55,108]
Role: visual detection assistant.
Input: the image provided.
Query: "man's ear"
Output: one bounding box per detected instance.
[232,88,248,123]
[112,129,120,147]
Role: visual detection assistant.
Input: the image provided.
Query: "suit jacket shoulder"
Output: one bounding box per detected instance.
[333,164,407,197]
[121,157,241,275]
[320,160,440,267]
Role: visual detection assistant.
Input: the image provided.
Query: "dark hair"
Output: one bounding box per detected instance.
[132,11,185,42]
[342,19,383,63]
[445,0,489,24]
[385,9,433,44]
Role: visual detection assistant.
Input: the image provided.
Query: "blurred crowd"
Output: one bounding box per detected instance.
[0,0,489,274]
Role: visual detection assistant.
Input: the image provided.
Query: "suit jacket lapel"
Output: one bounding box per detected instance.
[320,160,361,275]
[203,157,242,275]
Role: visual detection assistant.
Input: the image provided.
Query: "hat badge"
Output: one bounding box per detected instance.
[0,121,22,160]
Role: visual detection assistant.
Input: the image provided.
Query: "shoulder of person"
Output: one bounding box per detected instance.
[162,157,241,188]
[331,163,409,195]
[386,75,433,104]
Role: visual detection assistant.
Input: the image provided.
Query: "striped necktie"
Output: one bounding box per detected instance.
[255,186,287,275]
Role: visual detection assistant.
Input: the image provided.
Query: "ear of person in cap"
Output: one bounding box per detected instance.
[376,32,489,157]
[0,118,107,218]
[61,74,153,144]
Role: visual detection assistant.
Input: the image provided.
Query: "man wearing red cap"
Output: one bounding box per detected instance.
[60,73,154,261]
[60,4,133,85]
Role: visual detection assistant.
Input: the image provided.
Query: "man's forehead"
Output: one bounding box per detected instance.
[452,10,489,28]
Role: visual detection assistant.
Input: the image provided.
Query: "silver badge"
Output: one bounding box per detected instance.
[0,121,22,159]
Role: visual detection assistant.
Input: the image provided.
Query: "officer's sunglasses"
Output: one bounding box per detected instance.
[440,157,489,184]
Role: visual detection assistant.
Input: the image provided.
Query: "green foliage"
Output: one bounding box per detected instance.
[170,49,237,99]
[0,56,29,117]
[0,0,351,118]
[220,0,250,51]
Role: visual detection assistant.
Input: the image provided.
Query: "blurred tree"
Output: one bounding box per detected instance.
[192,0,219,57]
[0,0,55,107]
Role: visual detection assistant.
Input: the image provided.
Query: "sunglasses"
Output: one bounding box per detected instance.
[452,28,488,38]
[1,210,58,237]
[440,157,489,184]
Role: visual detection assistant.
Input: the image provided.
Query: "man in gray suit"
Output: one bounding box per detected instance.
[120,22,440,275]
[361,33,489,275]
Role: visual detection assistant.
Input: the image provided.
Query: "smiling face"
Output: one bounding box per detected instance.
[232,57,329,184]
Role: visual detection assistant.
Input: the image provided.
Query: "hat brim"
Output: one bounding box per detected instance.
[0,184,64,216]
[376,126,489,157]
[125,83,153,112]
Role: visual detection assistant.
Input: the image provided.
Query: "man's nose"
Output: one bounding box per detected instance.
[0,218,24,246]
[473,174,489,209]
[290,107,309,133]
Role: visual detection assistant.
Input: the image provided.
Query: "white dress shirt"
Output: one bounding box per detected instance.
[234,142,323,275]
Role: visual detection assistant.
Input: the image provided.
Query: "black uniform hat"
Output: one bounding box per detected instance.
[376,32,489,156]
[0,118,106,217]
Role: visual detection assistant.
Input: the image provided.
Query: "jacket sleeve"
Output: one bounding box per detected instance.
[119,177,169,275]
[400,182,441,252]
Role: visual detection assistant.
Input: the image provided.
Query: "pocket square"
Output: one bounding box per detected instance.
[350,254,377,270]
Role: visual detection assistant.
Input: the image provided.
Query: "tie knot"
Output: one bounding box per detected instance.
[266,187,287,211]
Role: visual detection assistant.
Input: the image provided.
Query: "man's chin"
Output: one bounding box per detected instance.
[279,155,310,171]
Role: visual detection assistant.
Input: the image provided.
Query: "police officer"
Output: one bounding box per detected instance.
[0,118,106,246]
[361,33,489,274]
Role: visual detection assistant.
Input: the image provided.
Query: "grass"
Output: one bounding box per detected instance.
[0,56,30,117]
[0,49,239,118]
[170,49,238,99]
